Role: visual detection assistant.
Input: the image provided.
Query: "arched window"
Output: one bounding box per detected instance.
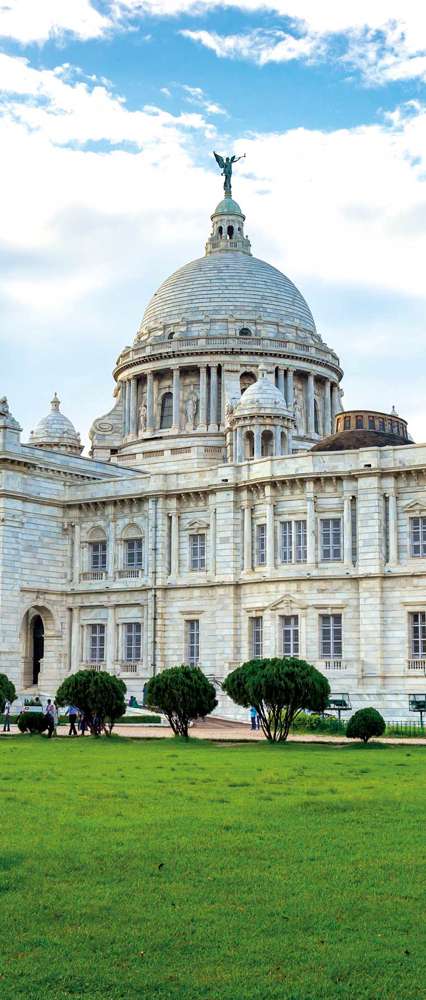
[227,225,234,239]
[218,225,223,237]
[244,431,254,459]
[168,332,175,340]
[160,392,173,429]
[239,327,252,337]
[87,526,107,572]
[314,400,320,435]
[240,372,256,395]
[261,430,274,457]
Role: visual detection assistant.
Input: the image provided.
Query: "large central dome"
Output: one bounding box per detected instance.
[140,252,316,337]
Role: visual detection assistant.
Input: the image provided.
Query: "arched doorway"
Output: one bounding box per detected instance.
[32,615,44,685]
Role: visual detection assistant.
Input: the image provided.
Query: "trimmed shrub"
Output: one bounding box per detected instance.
[145,665,217,738]
[17,712,49,735]
[346,707,386,743]
[291,712,346,735]
[0,673,16,713]
[56,670,126,735]
[223,657,330,742]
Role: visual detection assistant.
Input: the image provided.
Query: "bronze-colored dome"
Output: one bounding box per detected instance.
[311,429,411,452]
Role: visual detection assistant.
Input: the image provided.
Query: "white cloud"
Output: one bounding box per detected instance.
[0,0,111,43]
[181,83,227,115]
[180,28,317,66]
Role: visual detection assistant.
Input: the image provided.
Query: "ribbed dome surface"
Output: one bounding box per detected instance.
[235,374,288,417]
[140,252,316,335]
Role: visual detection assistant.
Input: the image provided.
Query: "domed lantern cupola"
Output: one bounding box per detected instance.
[205,197,251,256]
[226,365,295,462]
[29,393,83,455]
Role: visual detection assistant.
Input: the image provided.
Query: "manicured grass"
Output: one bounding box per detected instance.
[1,737,425,999]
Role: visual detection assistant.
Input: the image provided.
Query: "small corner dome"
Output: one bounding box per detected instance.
[235,369,288,418]
[29,393,82,454]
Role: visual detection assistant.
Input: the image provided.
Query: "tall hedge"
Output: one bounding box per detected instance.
[223,657,330,742]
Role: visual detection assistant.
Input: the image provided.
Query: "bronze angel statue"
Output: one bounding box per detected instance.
[213,151,245,198]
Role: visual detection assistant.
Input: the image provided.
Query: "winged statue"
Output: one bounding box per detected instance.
[213,151,246,197]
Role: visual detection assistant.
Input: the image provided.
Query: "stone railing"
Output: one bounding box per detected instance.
[80,571,107,581]
[317,659,350,672]
[119,662,142,674]
[84,662,104,672]
[407,659,426,673]
[115,334,341,372]
[117,568,143,579]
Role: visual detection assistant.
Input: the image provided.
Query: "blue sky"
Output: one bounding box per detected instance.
[0,1,426,443]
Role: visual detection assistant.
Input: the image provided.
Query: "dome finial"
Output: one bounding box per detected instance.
[51,392,60,411]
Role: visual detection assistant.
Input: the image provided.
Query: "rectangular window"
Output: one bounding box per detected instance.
[89,623,105,662]
[295,520,307,562]
[410,612,426,658]
[280,521,292,563]
[368,416,375,430]
[410,517,426,558]
[356,416,364,429]
[320,614,342,659]
[126,538,143,568]
[280,615,299,656]
[124,622,142,661]
[320,518,342,561]
[251,617,263,658]
[256,524,266,566]
[189,533,206,571]
[90,541,107,570]
[186,619,200,666]
[379,418,385,431]
[343,415,351,430]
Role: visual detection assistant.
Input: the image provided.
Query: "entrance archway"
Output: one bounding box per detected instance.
[32,615,44,685]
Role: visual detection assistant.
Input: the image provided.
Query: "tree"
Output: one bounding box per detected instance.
[144,665,217,738]
[56,670,126,735]
[223,657,330,742]
[0,673,16,713]
[346,707,385,743]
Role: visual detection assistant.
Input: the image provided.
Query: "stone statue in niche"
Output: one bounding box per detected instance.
[185,394,198,430]
[293,390,305,434]
[139,400,147,432]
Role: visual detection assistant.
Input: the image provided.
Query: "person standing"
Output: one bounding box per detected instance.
[44,699,55,738]
[65,704,79,736]
[53,701,59,737]
[249,706,257,731]
[3,699,11,733]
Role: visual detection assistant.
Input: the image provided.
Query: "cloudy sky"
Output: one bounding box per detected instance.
[1,1,426,445]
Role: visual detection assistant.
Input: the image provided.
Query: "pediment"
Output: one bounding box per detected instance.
[267,593,307,612]
[403,500,426,513]
[187,519,210,531]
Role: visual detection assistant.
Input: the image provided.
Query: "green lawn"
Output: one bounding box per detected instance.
[1,737,425,999]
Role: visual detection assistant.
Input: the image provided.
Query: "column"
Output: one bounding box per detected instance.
[209,506,216,576]
[286,369,294,410]
[130,378,138,435]
[324,379,332,436]
[267,499,275,571]
[210,365,218,429]
[331,383,340,427]
[388,490,398,564]
[72,522,81,583]
[172,367,180,431]
[274,425,282,456]
[121,381,127,435]
[278,368,286,401]
[306,487,316,565]
[171,512,179,577]
[287,428,293,455]
[343,492,352,567]
[220,368,226,426]
[254,424,262,459]
[146,371,154,432]
[236,426,243,462]
[199,365,207,430]
[106,606,115,674]
[70,607,80,672]
[307,373,315,436]
[243,504,252,572]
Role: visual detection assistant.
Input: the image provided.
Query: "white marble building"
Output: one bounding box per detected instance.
[1,189,426,719]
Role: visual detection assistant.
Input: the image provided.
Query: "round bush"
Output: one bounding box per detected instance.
[145,665,217,738]
[17,712,49,735]
[346,707,385,743]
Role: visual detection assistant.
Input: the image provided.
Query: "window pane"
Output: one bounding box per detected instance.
[90,541,106,570]
[280,522,292,563]
[410,517,426,558]
[160,392,173,429]
[89,624,105,661]
[295,521,307,562]
[281,615,299,656]
[411,612,426,658]
[124,622,142,661]
[189,533,206,570]
[251,617,263,658]
[256,524,266,565]
[126,539,143,568]
[186,620,199,665]
[321,519,341,561]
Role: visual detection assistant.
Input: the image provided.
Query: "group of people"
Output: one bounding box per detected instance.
[1,697,102,737]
